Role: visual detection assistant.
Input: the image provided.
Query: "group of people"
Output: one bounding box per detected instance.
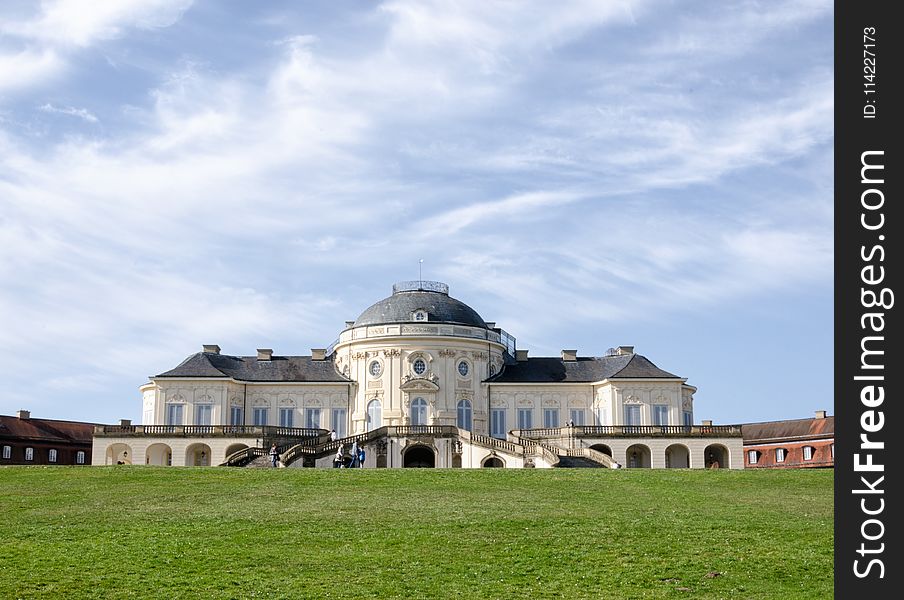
[267,431,366,468]
[334,439,366,468]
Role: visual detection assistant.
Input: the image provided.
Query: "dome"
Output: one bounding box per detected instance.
[353,281,488,328]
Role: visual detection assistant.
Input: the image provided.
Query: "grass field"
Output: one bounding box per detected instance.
[0,467,832,599]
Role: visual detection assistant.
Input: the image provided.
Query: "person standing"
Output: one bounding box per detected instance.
[329,429,337,442]
[357,444,365,468]
[349,440,359,468]
[334,444,344,468]
[269,444,279,468]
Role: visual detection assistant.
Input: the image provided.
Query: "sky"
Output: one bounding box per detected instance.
[0,0,833,425]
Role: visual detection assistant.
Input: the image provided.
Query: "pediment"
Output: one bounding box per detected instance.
[400,378,440,392]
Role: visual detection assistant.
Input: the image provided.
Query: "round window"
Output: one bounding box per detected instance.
[369,360,382,377]
[457,361,469,377]
[413,358,427,375]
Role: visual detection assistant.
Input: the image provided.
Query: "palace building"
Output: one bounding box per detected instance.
[93,281,743,469]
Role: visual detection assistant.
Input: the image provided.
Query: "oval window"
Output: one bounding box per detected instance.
[458,361,469,377]
[369,361,382,377]
[413,358,427,375]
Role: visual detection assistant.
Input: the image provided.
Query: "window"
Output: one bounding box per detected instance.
[304,408,320,430]
[143,408,154,425]
[332,408,347,438]
[517,408,533,430]
[48,449,58,463]
[411,397,428,426]
[25,447,34,461]
[2,445,10,459]
[624,405,641,426]
[76,451,86,465]
[595,407,608,425]
[457,361,469,377]
[652,405,669,426]
[543,408,559,428]
[166,404,184,426]
[253,407,269,426]
[413,310,427,321]
[412,358,427,376]
[569,409,585,426]
[683,411,693,427]
[367,399,382,431]
[279,407,294,428]
[230,406,244,426]
[748,450,760,464]
[831,444,835,459]
[803,446,814,461]
[491,408,506,438]
[369,360,382,377]
[195,404,212,426]
[775,448,787,463]
[457,400,472,430]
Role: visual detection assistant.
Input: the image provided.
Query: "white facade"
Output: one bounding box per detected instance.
[93,281,742,468]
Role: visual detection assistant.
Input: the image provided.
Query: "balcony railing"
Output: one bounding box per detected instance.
[94,424,327,438]
[514,424,743,439]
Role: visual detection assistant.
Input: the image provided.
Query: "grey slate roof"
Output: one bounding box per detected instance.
[488,354,680,383]
[155,352,351,382]
[354,290,487,328]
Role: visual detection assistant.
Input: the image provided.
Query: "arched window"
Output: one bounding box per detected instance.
[457,399,472,430]
[366,399,382,431]
[411,397,428,426]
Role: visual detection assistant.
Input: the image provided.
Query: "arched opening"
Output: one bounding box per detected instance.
[482,456,505,468]
[403,446,435,468]
[145,443,173,466]
[705,444,729,469]
[185,443,212,467]
[105,443,133,465]
[410,397,428,426]
[225,443,249,460]
[589,444,613,457]
[625,444,651,468]
[366,399,382,431]
[457,399,472,431]
[665,444,690,468]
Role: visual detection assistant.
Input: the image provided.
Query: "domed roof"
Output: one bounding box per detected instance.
[353,281,488,328]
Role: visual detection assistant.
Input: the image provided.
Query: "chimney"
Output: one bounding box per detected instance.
[617,346,635,355]
[814,410,827,419]
[16,409,30,419]
[257,349,273,361]
[311,348,326,361]
[203,344,221,354]
[119,419,132,427]
[516,349,529,362]
[561,349,577,362]
[702,419,713,426]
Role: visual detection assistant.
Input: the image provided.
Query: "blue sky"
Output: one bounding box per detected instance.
[0,0,833,425]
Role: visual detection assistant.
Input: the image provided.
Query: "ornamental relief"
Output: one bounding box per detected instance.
[682,397,693,410]
[490,398,507,408]
[352,352,367,360]
[438,349,456,358]
[541,398,560,408]
[517,398,535,407]
[623,394,642,405]
[383,348,401,357]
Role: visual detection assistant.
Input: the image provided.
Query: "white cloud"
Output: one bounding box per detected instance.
[0,48,62,92]
[38,103,99,123]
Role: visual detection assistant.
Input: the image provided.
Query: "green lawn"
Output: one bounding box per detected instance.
[0,467,832,599]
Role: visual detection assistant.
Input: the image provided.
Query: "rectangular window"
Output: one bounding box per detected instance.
[652,405,669,426]
[230,406,244,426]
[623,405,641,426]
[76,451,86,465]
[253,407,269,426]
[166,404,183,426]
[543,408,559,428]
[803,446,813,460]
[683,411,693,427]
[569,409,585,426]
[304,408,320,430]
[2,445,10,459]
[747,450,759,464]
[25,447,34,461]
[195,404,212,426]
[48,449,58,463]
[332,408,347,438]
[490,408,506,439]
[279,408,295,428]
[595,407,608,425]
[831,444,834,459]
[517,408,533,430]
[143,408,154,425]
[775,448,786,462]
